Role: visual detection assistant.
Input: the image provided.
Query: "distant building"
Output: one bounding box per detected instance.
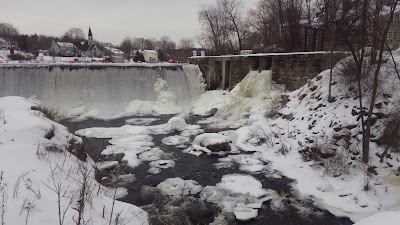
[103,47,124,63]
[49,41,76,57]
[73,27,102,57]
[0,38,19,50]
[142,50,158,63]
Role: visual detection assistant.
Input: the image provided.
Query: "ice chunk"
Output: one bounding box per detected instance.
[122,151,141,168]
[217,174,267,198]
[148,167,161,175]
[97,161,119,170]
[149,160,175,169]
[233,203,258,221]
[166,117,187,131]
[139,148,164,161]
[157,178,203,196]
[183,147,204,156]
[162,135,190,146]
[125,117,159,126]
[192,133,233,153]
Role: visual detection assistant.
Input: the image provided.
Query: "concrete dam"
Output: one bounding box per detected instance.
[0,64,205,117]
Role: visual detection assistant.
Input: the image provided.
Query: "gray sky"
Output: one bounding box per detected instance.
[0,0,258,45]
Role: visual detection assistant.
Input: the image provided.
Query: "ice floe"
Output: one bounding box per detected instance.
[157,178,203,196]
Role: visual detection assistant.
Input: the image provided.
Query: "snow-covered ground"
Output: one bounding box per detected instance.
[0,97,147,225]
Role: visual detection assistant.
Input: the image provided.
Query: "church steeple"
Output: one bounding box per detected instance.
[88,27,93,44]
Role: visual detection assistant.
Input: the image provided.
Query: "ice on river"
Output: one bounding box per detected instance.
[157,177,203,196]
[76,117,201,169]
[200,174,278,221]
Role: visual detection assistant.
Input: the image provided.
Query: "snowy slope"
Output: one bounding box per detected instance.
[230,52,400,222]
[0,97,147,225]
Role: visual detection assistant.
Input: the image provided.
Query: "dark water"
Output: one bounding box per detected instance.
[67,115,353,225]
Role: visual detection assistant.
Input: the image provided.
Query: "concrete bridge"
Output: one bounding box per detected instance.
[188,52,348,91]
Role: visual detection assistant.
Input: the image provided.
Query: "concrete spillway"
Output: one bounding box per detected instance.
[0,64,205,117]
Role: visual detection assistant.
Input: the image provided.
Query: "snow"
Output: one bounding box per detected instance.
[217,174,267,198]
[192,133,234,154]
[212,52,400,222]
[190,90,229,116]
[354,211,400,225]
[0,96,147,225]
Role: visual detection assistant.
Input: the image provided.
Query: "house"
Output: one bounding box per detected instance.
[142,50,158,63]
[103,47,124,63]
[49,41,76,57]
[73,27,102,57]
[0,38,19,50]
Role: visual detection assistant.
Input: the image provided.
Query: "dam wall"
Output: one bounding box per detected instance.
[0,64,205,116]
[188,52,349,91]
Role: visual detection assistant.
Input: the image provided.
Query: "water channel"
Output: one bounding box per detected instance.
[68,115,353,225]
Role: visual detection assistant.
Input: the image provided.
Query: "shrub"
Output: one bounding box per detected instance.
[377,113,400,153]
[31,105,61,122]
[68,139,87,162]
[7,53,26,61]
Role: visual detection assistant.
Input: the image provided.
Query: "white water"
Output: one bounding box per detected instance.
[0,64,205,117]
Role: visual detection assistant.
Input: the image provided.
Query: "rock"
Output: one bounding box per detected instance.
[207,108,218,116]
[207,142,231,152]
[281,95,289,105]
[299,93,307,101]
[345,124,358,130]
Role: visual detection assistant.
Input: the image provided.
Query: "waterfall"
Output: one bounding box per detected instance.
[0,64,205,117]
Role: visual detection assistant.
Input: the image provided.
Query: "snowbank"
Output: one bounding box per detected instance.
[232,51,400,222]
[0,96,147,225]
[354,211,400,225]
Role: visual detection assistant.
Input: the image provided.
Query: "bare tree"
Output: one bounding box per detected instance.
[156,36,176,50]
[0,171,6,225]
[0,22,19,38]
[178,38,195,49]
[120,37,133,58]
[218,0,248,51]
[199,4,228,53]
[61,28,85,42]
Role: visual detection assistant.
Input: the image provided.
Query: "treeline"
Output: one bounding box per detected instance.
[198,0,400,55]
[0,22,197,61]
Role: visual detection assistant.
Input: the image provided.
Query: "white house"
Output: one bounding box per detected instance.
[103,47,124,63]
[50,41,76,57]
[142,50,158,63]
[0,38,18,50]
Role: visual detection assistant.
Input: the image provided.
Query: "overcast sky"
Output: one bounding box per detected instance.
[0,0,258,45]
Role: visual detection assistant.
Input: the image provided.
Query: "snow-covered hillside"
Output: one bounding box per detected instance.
[224,52,400,223]
[0,97,147,225]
